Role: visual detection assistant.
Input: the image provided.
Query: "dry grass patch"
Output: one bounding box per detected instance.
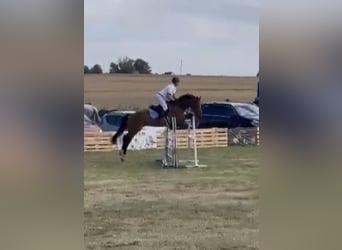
[85,147,259,249]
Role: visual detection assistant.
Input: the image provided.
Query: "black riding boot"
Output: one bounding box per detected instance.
[162,109,171,128]
[158,109,168,118]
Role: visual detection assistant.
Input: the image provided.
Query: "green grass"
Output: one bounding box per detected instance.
[84,147,259,250]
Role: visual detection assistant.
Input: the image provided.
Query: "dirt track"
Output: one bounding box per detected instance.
[84,74,257,110]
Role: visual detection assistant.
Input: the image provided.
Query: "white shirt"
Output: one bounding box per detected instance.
[158,83,176,100]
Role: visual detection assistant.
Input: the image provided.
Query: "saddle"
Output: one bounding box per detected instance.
[149,105,172,128]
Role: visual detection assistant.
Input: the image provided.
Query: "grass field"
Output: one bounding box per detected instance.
[84,147,259,250]
[84,74,257,110]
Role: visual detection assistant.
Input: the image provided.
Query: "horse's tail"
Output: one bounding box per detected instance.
[111,114,129,144]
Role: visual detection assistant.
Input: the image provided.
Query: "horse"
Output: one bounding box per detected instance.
[111,94,202,162]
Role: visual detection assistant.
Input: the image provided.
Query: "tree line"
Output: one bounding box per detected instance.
[84,57,151,74]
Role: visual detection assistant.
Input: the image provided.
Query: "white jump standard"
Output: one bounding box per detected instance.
[161,115,207,168]
[162,117,178,167]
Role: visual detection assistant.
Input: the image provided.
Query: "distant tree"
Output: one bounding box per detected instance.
[84,65,90,74]
[90,64,103,74]
[164,71,173,75]
[117,57,135,73]
[109,62,119,73]
[133,58,151,74]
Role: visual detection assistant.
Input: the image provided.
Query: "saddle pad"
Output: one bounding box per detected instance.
[148,108,159,119]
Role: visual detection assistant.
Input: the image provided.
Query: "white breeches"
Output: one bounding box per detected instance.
[156,94,168,111]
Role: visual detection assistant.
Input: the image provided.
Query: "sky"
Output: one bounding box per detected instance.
[85,0,259,76]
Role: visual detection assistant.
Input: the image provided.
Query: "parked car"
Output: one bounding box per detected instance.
[198,101,259,129]
[84,114,102,133]
[99,111,135,131]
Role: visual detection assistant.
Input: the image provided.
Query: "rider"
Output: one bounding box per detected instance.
[155,77,180,119]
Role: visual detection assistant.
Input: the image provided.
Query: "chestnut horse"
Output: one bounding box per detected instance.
[111,94,202,162]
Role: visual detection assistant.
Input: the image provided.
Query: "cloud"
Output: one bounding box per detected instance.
[85,0,259,75]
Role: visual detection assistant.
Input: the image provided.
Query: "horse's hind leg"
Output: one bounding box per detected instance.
[120,134,132,162]
[120,125,143,163]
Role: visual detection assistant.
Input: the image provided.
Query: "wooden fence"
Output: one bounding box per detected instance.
[257,127,260,146]
[84,127,259,152]
[156,128,228,149]
[84,132,115,152]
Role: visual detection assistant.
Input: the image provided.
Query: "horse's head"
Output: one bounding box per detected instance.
[176,94,202,120]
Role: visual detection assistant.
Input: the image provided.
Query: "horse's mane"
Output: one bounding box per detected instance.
[169,94,196,103]
[178,93,196,101]
[168,93,197,109]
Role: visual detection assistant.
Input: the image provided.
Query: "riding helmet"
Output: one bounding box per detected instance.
[172,77,180,84]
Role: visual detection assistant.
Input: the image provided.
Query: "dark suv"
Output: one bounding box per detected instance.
[198,101,259,129]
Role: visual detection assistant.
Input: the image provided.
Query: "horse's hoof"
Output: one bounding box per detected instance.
[119,150,125,163]
[120,155,125,163]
